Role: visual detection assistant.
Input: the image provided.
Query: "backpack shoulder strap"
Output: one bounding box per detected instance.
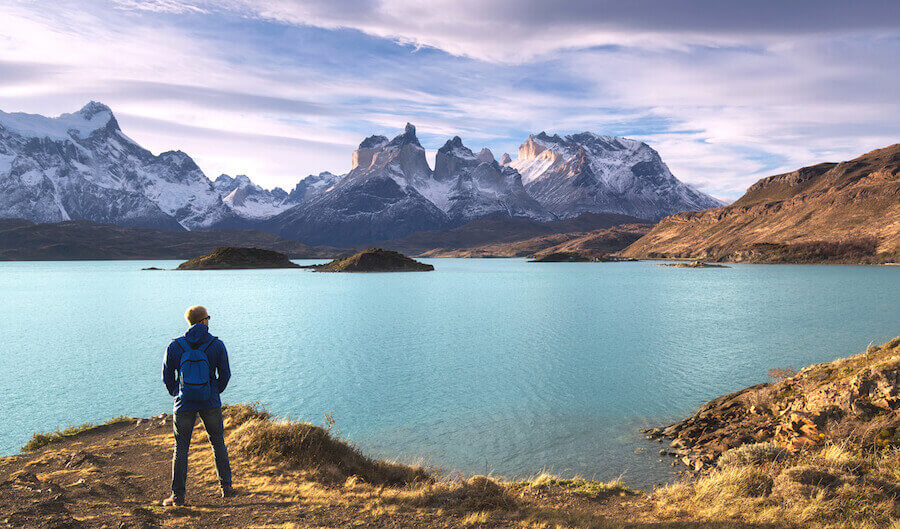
[201,336,218,353]
[173,337,191,353]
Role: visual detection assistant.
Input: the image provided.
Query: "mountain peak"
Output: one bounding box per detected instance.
[77,101,112,120]
[444,136,464,149]
[477,148,495,164]
[358,135,388,149]
[388,122,421,148]
[0,102,118,141]
[500,153,512,165]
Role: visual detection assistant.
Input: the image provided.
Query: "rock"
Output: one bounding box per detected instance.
[140,267,163,271]
[658,261,729,268]
[176,246,300,270]
[309,248,433,273]
[528,251,610,262]
[646,337,900,471]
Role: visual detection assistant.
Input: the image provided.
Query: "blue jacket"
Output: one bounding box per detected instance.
[162,324,231,412]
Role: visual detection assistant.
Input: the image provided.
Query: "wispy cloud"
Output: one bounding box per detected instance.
[0,0,897,197]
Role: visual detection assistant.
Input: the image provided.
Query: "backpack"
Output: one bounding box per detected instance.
[174,336,217,402]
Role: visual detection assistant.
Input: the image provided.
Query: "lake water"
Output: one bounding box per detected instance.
[0,259,897,487]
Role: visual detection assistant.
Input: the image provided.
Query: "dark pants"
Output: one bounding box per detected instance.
[171,407,232,498]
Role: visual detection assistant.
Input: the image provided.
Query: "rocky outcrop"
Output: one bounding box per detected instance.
[528,251,608,262]
[645,337,900,471]
[622,145,900,263]
[176,246,301,269]
[311,248,433,272]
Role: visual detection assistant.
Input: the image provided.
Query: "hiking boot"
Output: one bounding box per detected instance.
[162,494,184,507]
[221,486,238,498]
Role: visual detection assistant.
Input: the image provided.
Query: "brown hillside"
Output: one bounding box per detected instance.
[377,212,648,256]
[621,145,900,263]
[0,219,339,261]
[420,223,652,258]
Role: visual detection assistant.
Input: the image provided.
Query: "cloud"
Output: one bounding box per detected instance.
[0,0,897,200]
[195,0,900,62]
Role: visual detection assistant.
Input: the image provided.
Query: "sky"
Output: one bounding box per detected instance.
[0,0,898,200]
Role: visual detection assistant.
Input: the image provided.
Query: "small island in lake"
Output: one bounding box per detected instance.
[528,251,606,262]
[176,247,301,270]
[307,248,434,272]
[658,261,729,268]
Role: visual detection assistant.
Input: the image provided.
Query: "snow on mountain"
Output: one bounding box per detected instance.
[213,173,297,220]
[0,102,114,142]
[0,102,298,230]
[0,103,725,246]
[287,171,341,203]
[0,102,188,229]
[509,132,725,220]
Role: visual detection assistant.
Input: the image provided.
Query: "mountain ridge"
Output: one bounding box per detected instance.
[1,102,723,247]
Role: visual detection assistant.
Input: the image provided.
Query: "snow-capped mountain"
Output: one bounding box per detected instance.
[287,171,341,203]
[266,126,559,246]
[266,124,450,246]
[433,137,552,222]
[0,102,239,230]
[213,174,298,220]
[509,132,724,220]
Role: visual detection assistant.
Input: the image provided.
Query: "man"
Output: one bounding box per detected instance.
[161,305,235,506]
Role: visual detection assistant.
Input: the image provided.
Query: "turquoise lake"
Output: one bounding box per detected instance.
[0,259,897,487]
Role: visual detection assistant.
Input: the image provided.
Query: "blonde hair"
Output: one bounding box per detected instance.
[184,305,209,325]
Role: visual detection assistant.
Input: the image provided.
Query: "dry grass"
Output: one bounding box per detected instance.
[22,416,131,452]
[408,475,519,511]
[653,442,900,528]
[230,416,429,486]
[523,473,638,498]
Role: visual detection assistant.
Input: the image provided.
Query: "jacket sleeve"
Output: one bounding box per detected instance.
[162,343,179,397]
[216,341,231,393]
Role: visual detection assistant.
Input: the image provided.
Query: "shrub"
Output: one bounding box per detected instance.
[769,366,798,382]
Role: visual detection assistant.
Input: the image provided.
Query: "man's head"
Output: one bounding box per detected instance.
[185,305,210,326]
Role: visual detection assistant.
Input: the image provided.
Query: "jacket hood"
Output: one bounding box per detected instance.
[184,323,212,345]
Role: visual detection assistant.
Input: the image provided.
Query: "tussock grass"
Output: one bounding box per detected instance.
[525,472,638,498]
[230,416,429,486]
[653,442,900,528]
[222,402,271,427]
[408,475,518,511]
[717,443,789,468]
[22,416,131,452]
